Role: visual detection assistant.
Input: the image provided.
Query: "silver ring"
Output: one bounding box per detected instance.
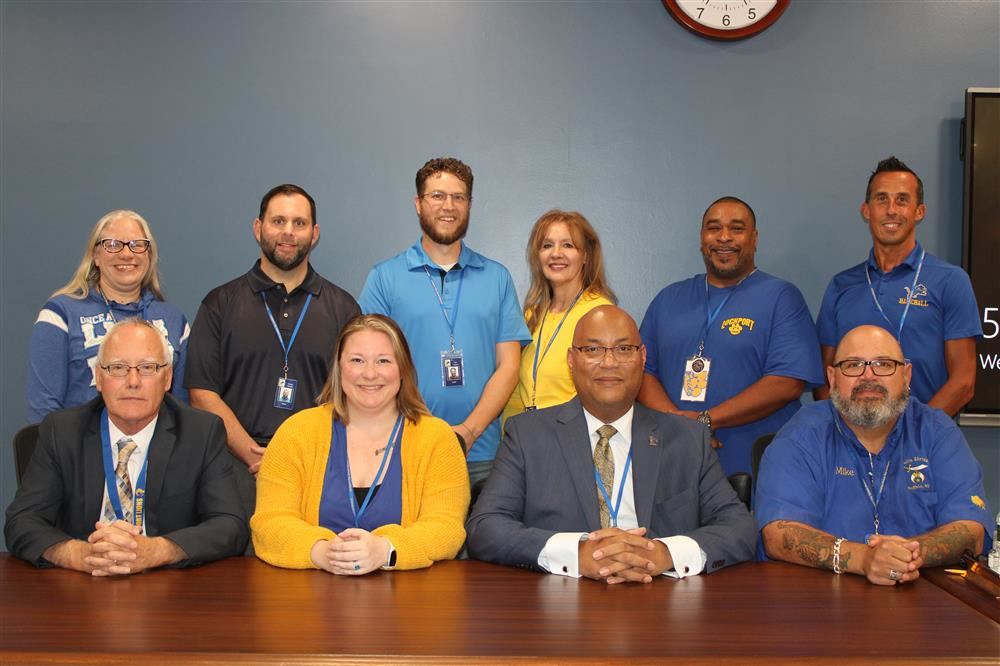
[353,562,361,571]
[889,569,899,581]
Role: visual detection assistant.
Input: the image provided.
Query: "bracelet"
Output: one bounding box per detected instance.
[832,537,845,575]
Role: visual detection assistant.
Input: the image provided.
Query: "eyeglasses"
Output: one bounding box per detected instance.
[95,238,151,254]
[572,344,643,363]
[100,362,168,377]
[832,358,908,377]
[420,191,471,206]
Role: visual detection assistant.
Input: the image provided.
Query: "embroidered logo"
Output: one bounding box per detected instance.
[903,457,930,490]
[899,284,929,307]
[972,495,986,510]
[835,466,856,477]
[721,317,755,336]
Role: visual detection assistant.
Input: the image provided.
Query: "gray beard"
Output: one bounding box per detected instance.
[832,382,910,429]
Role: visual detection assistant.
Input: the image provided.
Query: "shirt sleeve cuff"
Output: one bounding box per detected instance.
[656,535,706,578]
[538,532,587,577]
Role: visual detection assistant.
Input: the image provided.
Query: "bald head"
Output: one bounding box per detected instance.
[833,325,904,365]
[568,305,646,423]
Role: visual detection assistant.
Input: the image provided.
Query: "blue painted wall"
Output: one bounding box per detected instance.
[2,1,997,549]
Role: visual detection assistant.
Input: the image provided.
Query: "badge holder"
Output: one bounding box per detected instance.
[681,354,711,402]
[274,375,298,410]
[441,348,465,387]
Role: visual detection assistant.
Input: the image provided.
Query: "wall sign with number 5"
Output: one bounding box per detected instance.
[983,307,999,339]
[662,0,790,41]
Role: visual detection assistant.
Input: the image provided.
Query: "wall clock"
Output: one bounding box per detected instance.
[662,1,790,40]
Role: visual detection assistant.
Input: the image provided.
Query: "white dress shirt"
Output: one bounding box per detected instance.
[99,416,157,535]
[537,406,706,579]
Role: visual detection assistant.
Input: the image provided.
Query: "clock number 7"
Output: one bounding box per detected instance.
[696,7,703,18]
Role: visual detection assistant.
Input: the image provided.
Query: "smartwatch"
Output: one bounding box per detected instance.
[383,540,397,569]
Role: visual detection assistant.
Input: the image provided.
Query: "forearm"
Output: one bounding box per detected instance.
[926,379,974,417]
[145,537,187,569]
[708,376,805,429]
[41,540,88,572]
[912,520,984,567]
[189,389,257,453]
[762,520,867,575]
[637,373,677,413]
[462,353,519,437]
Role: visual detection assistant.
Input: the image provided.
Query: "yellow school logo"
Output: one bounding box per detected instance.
[721,317,755,336]
[684,370,707,398]
[900,284,929,307]
[972,495,986,509]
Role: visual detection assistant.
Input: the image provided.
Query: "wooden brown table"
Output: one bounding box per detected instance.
[0,554,997,665]
[923,566,1000,624]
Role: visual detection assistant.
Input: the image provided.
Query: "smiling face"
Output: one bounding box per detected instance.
[861,171,925,250]
[415,172,470,246]
[339,329,402,417]
[568,306,646,423]
[92,216,151,302]
[700,200,758,287]
[254,193,318,272]
[538,221,586,293]
[95,323,173,435]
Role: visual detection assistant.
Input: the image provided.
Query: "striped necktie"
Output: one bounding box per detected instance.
[594,425,617,528]
[103,437,138,523]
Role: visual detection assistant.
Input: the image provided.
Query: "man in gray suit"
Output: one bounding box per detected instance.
[6,319,247,574]
[467,306,756,583]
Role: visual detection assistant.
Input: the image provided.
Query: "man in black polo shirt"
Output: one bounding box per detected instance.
[186,184,360,518]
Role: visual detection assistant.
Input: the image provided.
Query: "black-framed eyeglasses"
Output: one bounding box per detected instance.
[832,358,909,377]
[100,362,168,377]
[572,344,643,363]
[95,238,151,254]
[420,191,471,206]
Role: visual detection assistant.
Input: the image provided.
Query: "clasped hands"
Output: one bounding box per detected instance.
[311,528,391,576]
[48,520,179,576]
[579,527,672,584]
[862,535,922,586]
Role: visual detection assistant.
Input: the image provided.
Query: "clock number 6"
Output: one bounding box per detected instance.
[722,14,730,27]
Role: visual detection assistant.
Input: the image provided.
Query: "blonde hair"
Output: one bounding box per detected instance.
[317,314,430,425]
[523,209,616,332]
[53,210,164,300]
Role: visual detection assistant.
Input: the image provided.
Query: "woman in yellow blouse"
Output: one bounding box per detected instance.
[252,314,470,573]
[502,210,616,426]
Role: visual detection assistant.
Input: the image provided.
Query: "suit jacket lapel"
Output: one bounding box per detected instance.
[143,401,177,535]
[83,408,105,524]
[630,404,661,530]
[555,398,602,533]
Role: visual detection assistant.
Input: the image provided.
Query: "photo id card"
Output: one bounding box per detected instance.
[680,356,710,402]
[274,376,298,410]
[441,350,465,387]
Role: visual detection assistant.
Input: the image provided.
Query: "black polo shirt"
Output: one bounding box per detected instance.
[185,261,360,443]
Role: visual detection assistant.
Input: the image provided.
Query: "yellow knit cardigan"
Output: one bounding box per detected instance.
[251,404,471,570]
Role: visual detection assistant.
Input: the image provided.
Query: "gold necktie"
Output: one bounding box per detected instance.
[594,424,617,528]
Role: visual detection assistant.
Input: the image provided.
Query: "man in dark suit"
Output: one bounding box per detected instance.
[467,306,756,583]
[6,319,247,574]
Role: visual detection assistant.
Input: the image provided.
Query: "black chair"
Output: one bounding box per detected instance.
[750,433,776,501]
[727,472,752,511]
[13,424,40,487]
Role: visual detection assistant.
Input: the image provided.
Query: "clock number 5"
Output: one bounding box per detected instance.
[984,307,999,339]
[749,8,756,20]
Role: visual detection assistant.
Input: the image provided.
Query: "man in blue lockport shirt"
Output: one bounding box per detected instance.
[360,157,531,486]
[637,197,824,475]
[758,325,991,586]
[815,156,982,416]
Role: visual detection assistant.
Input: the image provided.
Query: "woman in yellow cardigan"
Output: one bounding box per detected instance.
[252,314,470,573]
[502,210,616,428]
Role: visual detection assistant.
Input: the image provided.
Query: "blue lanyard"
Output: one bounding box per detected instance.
[423,266,464,351]
[261,292,313,376]
[337,414,404,529]
[864,249,925,339]
[593,446,633,528]
[834,415,891,536]
[100,409,149,528]
[529,290,583,405]
[698,269,757,356]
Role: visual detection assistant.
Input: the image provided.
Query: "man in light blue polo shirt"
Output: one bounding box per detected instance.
[815,156,982,416]
[360,157,530,486]
[758,325,991,586]
[637,196,824,475]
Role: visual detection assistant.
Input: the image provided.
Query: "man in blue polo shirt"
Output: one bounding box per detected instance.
[360,157,530,486]
[815,156,982,416]
[758,325,991,585]
[637,196,824,475]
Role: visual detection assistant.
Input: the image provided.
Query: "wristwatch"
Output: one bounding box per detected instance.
[696,410,713,431]
[383,541,397,569]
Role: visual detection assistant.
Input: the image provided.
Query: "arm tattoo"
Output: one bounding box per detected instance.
[915,522,976,567]
[775,520,851,571]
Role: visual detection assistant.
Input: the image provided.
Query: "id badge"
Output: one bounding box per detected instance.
[441,350,465,387]
[680,356,710,402]
[274,376,297,410]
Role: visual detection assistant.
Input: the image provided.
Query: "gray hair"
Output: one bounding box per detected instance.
[96,318,173,366]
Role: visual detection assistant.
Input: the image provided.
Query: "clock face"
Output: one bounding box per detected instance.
[663,1,789,40]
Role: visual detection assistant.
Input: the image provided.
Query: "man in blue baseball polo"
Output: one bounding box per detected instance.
[815,156,982,416]
[637,196,824,475]
[758,325,991,586]
[360,157,531,486]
